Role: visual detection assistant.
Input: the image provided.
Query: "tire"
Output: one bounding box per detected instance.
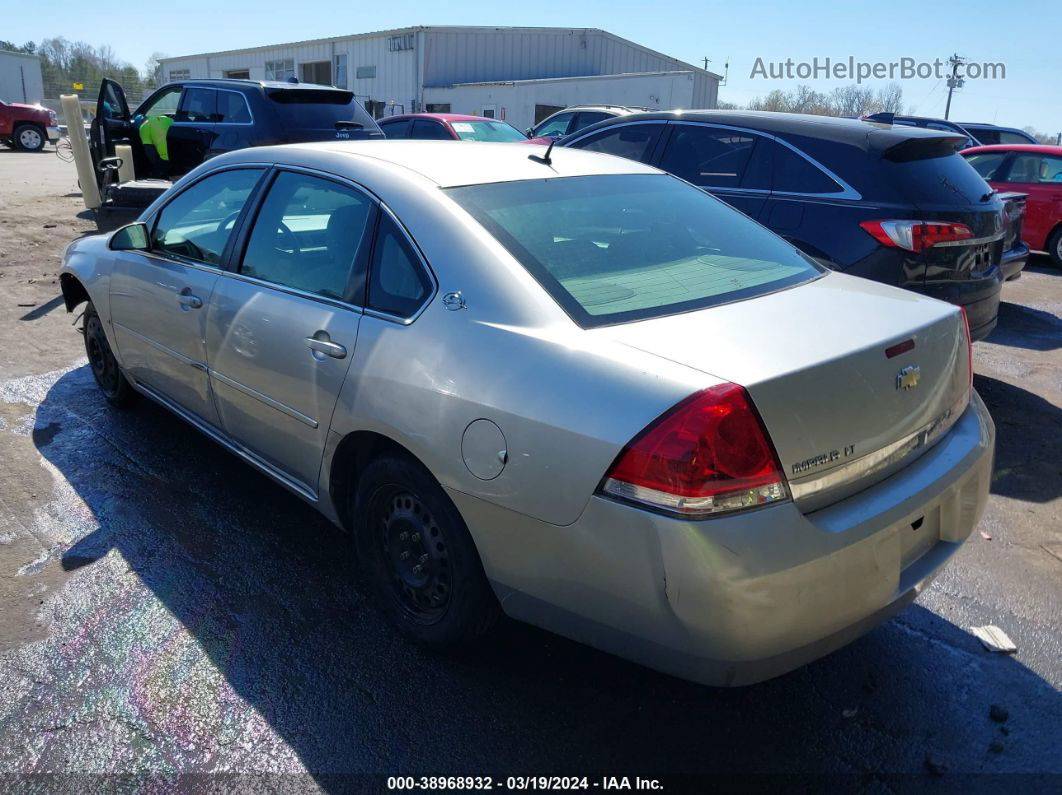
[83,302,136,407]
[14,124,45,152]
[1047,227,1062,269]
[353,453,499,648]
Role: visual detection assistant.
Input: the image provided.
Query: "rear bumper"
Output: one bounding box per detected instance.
[919,267,1003,341]
[1000,243,1030,281]
[451,392,994,687]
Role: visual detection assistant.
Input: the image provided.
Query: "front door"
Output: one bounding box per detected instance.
[89,79,131,190]
[109,167,265,427]
[170,86,218,177]
[205,169,376,494]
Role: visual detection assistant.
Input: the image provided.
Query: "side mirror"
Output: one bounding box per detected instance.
[109,222,150,252]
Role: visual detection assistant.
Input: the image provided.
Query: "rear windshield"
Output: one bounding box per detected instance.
[447,174,821,327]
[266,88,354,105]
[451,120,527,142]
[885,151,994,206]
[265,88,369,129]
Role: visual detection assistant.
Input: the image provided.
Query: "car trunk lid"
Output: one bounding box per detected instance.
[598,272,970,511]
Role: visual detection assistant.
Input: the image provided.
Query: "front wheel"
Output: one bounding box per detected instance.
[353,454,499,648]
[14,124,45,152]
[84,302,135,407]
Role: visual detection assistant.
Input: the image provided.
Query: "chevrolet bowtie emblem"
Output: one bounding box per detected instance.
[897,365,921,391]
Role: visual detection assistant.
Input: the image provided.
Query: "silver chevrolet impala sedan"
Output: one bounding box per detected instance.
[59,141,994,686]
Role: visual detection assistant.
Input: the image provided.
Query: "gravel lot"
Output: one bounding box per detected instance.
[0,147,1060,788]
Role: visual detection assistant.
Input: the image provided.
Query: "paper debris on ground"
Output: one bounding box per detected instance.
[970,625,1017,654]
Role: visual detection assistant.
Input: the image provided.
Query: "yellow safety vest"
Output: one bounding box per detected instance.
[138,115,173,161]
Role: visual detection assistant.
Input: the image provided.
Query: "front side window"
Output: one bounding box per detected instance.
[177,88,216,122]
[368,215,433,317]
[447,174,821,328]
[571,111,612,132]
[999,131,1034,145]
[658,125,759,189]
[241,171,374,301]
[571,124,662,164]
[450,120,527,142]
[138,86,181,118]
[963,151,1008,180]
[409,119,452,140]
[152,169,263,265]
[534,113,574,139]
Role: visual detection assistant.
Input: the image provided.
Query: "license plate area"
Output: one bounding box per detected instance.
[900,506,941,570]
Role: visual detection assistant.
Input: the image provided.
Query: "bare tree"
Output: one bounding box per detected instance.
[143,52,167,89]
[744,83,905,118]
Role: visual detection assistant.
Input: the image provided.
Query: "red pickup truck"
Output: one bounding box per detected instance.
[0,100,60,151]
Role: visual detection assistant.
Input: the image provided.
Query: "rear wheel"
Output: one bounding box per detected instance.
[84,302,135,406]
[14,124,45,152]
[353,453,499,648]
[1047,227,1062,269]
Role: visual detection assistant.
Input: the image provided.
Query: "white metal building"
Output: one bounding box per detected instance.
[0,50,44,104]
[158,26,720,132]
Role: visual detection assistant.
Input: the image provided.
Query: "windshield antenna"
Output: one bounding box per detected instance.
[529,138,556,166]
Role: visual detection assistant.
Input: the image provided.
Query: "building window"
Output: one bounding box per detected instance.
[425,103,451,113]
[264,59,295,81]
[224,69,250,80]
[388,34,415,52]
[334,54,348,88]
[168,69,191,81]
[300,61,331,85]
[481,106,496,119]
[355,65,377,79]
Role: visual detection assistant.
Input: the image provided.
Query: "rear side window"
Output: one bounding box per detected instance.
[380,119,410,139]
[658,125,758,189]
[770,142,844,194]
[152,169,263,265]
[572,111,611,132]
[571,124,662,164]
[963,152,1008,180]
[241,171,374,301]
[447,174,821,328]
[216,91,251,123]
[368,215,433,317]
[178,88,216,122]
[410,120,452,140]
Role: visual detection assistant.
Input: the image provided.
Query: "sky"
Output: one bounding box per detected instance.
[5,0,1060,134]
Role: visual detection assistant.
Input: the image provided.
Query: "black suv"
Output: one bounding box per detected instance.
[89,78,382,203]
[561,110,1029,340]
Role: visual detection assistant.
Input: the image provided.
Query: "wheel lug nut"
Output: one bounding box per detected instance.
[419,553,429,563]
[400,551,410,560]
[410,533,420,542]
[398,531,409,541]
[413,565,423,575]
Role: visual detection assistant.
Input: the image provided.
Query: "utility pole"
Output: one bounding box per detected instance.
[943,53,965,120]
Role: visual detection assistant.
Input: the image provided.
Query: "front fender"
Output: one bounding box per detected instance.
[60,233,124,365]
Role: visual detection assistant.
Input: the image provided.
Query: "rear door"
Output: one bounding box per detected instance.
[205,169,376,495]
[994,152,1062,249]
[89,79,132,187]
[655,122,773,219]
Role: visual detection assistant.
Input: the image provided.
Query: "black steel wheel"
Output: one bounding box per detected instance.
[83,302,135,406]
[354,453,498,647]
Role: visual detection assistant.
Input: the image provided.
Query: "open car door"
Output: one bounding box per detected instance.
[88,79,132,192]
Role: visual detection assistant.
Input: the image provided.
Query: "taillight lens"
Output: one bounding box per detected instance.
[959,307,973,389]
[601,383,789,518]
[860,220,975,253]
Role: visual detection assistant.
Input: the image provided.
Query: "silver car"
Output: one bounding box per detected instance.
[59,141,994,686]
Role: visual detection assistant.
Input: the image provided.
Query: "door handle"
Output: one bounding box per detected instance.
[305,336,347,360]
[177,293,203,309]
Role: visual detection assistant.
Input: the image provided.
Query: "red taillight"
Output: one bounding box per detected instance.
[601,383,789,517]
[959,307,973,389]
[860,220,975,253]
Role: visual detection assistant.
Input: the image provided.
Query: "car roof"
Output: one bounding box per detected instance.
[962,143,1062,155]
[256,140,660,187]
[380,113,505,124]
[566,109,965,150]
[159,78,352,93]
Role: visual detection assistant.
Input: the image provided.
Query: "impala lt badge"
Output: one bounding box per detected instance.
[897,365,921,391]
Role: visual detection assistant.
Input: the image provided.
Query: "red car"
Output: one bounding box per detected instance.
[0,99,60,151]
[377,113,532,143]
[963,144,1062,267]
